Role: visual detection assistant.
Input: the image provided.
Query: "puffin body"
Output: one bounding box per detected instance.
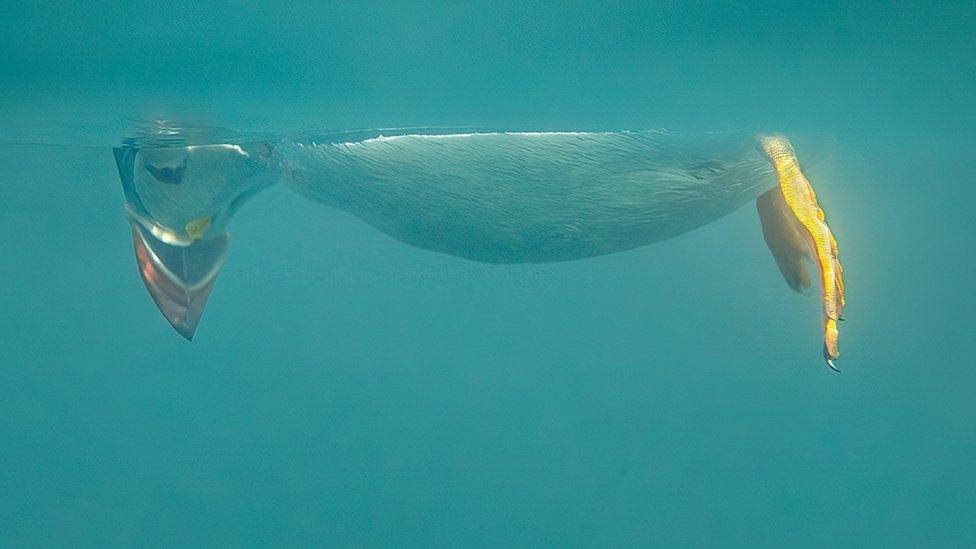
[278,131,778,263]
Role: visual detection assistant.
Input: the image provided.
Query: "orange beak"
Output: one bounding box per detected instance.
[130,221,229,340]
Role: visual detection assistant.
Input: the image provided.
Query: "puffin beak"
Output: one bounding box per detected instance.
[130,221,229,340]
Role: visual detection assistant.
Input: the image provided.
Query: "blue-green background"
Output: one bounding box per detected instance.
[1,2,974,546]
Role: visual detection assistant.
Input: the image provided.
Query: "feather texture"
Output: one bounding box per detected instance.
[279,131,778,263]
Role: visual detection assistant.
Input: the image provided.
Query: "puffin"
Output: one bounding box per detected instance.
[115,129,845,369]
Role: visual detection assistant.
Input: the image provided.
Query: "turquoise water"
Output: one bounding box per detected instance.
[2,2,974,546]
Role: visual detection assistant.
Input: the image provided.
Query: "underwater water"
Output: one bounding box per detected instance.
[1,2,974,546]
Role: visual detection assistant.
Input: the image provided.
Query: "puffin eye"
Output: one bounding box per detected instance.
[144,162,186,185]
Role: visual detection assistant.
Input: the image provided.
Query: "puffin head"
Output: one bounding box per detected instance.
[115,141,278,340]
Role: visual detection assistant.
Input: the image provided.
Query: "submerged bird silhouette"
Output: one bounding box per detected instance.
[115,129,845,368]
